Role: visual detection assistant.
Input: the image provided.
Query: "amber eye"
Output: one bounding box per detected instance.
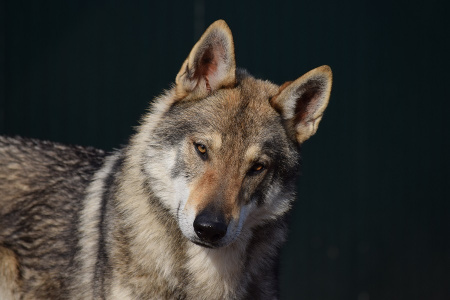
[253,164,264,171]
[194,143,208,159]
[249,163,265,174]
[196,144,207,154]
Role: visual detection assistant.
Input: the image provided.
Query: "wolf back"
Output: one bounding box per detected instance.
[0,20,332,299]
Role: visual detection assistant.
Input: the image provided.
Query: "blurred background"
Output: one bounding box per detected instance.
[1,0,449,299]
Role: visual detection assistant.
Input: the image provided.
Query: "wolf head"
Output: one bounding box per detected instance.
[132,20,332,249]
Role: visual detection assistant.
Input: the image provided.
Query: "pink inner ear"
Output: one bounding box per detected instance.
[194,45,221,91]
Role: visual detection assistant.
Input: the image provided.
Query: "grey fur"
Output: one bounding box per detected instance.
[0,20,332,300]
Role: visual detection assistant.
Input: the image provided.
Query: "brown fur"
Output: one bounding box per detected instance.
[0,20,332,299]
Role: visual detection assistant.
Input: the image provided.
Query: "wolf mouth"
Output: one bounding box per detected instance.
[192,240,215,249]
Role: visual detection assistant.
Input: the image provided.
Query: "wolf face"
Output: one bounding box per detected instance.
[151,82,297,248]
[136,20,332,249]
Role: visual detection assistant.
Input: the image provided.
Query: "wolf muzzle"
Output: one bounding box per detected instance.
[193,207,228,245]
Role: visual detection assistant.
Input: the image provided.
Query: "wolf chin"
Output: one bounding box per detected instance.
[0,20,332,299]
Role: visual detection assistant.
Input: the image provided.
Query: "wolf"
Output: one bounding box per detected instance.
[0,20,332,299]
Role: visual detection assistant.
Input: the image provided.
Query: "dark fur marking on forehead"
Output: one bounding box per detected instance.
[153,108,196,146]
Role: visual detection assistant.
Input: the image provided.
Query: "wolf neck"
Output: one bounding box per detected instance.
[184,239,249,299]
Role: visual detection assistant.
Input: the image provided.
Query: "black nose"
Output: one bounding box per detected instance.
[193,212,228,244]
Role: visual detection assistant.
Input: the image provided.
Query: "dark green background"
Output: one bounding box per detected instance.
[1,1,449,299]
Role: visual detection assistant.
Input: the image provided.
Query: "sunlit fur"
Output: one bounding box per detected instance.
[0,20,331,299]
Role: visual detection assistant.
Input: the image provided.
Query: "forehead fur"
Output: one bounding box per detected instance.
[190,71,280,136]
[155,71,297,159]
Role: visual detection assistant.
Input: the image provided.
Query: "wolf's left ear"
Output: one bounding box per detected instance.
[175,20,236,99]
[270,65,332,144]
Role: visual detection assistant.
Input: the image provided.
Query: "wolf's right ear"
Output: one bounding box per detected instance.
[175,20,236,99]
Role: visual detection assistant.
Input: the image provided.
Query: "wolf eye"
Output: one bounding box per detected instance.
[196,144,207,154]
[249,163,265,175]
[194,143,208,159]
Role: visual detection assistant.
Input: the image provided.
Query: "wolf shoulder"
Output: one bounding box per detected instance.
[0,135,106,212]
